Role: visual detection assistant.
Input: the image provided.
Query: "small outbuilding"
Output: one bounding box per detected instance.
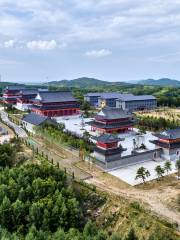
[22,112,53,133]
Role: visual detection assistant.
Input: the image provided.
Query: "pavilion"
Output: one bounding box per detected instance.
[89,107,135,134]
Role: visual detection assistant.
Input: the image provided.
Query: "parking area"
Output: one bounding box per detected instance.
[109,160,178,186]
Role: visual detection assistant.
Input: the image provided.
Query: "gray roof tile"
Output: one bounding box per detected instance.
[22,113,49,125]
[118,95,156,101]
[95,134,123,143]
[96,107,132,119]
[154,128,180,140]
[35,91,76,103]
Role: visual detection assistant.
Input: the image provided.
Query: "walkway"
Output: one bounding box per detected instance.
[0,110,27,138]
[28,136,91,180]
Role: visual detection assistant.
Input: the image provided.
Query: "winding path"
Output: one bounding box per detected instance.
[0,110,27,138]
[86,177,180,228]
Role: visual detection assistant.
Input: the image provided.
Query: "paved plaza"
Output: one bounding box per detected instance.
[109,160,178,186]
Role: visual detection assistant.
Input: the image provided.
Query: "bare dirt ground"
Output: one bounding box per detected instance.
[76,161,180,227]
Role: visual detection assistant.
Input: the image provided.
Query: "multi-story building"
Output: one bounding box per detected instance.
[116,95,157,112]
[89,107,135,134]
[84,92,131,108]
[2,85,25,104]
[84,92,157,111]
[31,91,80,117]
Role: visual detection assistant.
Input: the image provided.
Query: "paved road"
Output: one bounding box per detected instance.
[0,111,27,138]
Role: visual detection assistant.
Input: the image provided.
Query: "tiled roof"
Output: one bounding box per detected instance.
[118,95,156,101]
[85,92,102,97]
[94,146,125,157]
[5,85,25,90]
[154,128,180,140]
[96,107,132,119]
[35,91,76,103]
[100,93,133,99]
[150,140,180,148]
[20,89,38,95]
[95,134,123,143]
[89,120,134,129]
[85,92,133,99]
[22,113,49,125]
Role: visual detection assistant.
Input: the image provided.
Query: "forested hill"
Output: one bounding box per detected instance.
[138,78,180,87]
[45,77,131,88]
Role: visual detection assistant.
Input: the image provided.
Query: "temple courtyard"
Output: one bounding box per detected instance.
[56,116,158,156]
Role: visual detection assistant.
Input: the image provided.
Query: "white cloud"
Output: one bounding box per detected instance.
[4,40,16,48]
[26,40,57,50]
[85,49,112,57]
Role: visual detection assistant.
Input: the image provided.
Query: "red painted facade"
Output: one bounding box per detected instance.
[159,138,180,143]
[32,108,80,117]
[91,126,133,134]
[97,141,118,149]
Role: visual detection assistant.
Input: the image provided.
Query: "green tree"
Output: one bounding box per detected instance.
[0,196,12,229]
[155,165,165,180]
[135,167,150,184]
[164,161,172,175]
[83,221,98,238]
[12,199,26,228]
[125,228,138,240]
[0,143,16,168]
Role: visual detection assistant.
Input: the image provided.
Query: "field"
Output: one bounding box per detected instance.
[136,107,180,121]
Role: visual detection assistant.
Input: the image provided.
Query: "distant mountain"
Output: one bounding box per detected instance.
[46,77,131,88]
[138,78,180,87]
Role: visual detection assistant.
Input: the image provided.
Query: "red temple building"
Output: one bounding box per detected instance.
[3,85,25,104]
[16,89,39,110]
[150,128,180,161]
[89,107,135,134]
[31,91,80,117]
[92,134,125,165]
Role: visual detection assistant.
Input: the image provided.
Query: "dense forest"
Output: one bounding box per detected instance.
[0,163,139,240]
[0,139,179,239]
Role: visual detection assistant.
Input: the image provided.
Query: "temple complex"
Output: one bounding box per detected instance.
[31,91,80,117]
[89,107,135,133]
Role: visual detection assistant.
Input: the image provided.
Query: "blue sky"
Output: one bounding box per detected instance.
[1,0,180,83]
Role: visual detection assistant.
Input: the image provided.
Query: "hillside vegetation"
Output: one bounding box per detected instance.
[45,77,130,88]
